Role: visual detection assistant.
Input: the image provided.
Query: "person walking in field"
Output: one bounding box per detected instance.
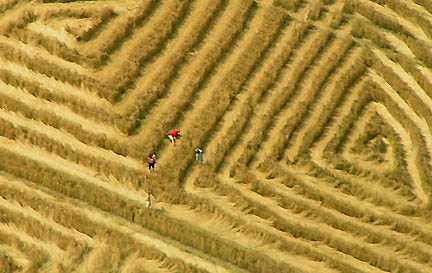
[148,153,156,172]
[145,192,152,208]
[195,148,203,165]
[167,129,181,144]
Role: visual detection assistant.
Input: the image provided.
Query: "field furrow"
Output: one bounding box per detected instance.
[0,223,66,271]
[413,0,432,15]
[355,0,429,41]
[248,169,432,264]
[0,244,28,272]
[370,49,432,140]
[386,51,432,100]
[366,71,432,203]
[314,70,430,204]
[262,167,432,264]
[307,85,427,206]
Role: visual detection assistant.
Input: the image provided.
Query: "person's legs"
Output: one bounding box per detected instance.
[168,134,174,143]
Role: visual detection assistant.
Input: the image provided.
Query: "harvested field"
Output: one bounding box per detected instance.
[0,0,432,272]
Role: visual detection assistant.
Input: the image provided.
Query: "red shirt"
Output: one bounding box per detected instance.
[148,156,154,163]
[169,129,179,137]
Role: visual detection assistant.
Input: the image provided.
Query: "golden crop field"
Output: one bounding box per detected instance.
[1,0,432,272]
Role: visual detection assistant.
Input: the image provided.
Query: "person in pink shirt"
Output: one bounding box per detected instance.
[147,153,156,172]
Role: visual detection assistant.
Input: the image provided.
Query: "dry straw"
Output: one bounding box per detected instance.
[228,168,426,272]
[160,5,286,188]
[0,180,209,273]
[84,0,158,68]
[296,48,366,158]
[122,0,258,159]
[0,0,16,12]
[0,90,128,157]
[0,145,303,273]
[369,0,432,39]
[103,0,190,102]
[239,29,333,166]
[273,0,302,11]
[0,69,115,124]
[122,0,256,137]
[120,0,227,127]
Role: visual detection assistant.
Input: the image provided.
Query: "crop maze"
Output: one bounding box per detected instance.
[0,0,432,272]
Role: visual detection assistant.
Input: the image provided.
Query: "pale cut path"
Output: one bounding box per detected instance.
[0,33,91,78]
[214,176,429,272]
[141,2,278,165]
[309,76,367,166]
[274,162,432,247]
[250,168,432,259]
[0,136,148,203]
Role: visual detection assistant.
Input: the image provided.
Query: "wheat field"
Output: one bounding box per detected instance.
[0,0,432,272]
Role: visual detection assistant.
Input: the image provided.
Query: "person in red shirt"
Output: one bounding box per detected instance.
[167,129,181,144]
